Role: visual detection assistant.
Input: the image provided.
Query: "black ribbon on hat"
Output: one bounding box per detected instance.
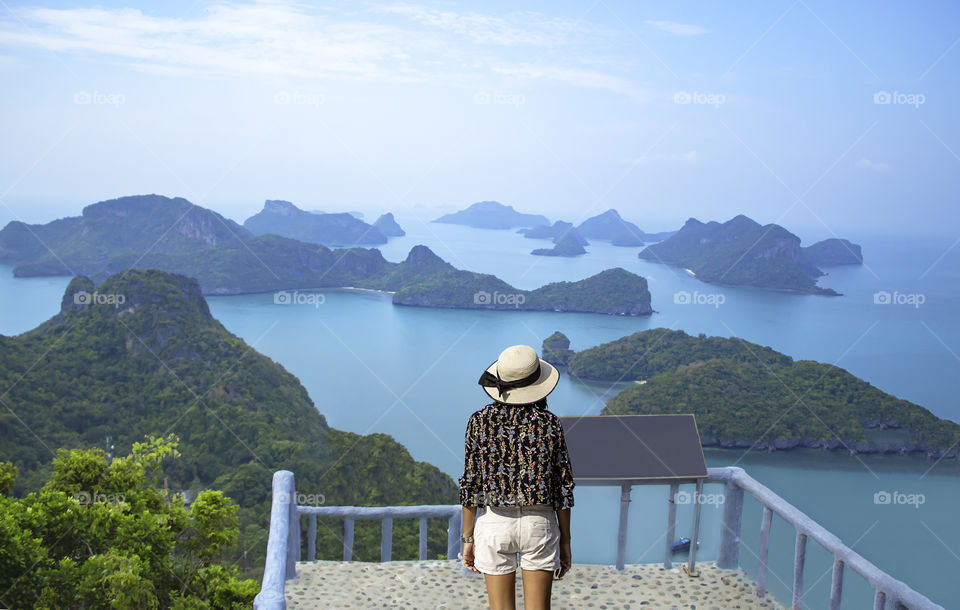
[478,363,542,398]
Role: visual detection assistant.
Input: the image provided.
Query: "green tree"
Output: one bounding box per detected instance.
[0,435,258,609]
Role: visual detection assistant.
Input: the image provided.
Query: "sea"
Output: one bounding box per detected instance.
[1,221,958,608]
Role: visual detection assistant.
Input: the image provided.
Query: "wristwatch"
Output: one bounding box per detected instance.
[461,535,474,543]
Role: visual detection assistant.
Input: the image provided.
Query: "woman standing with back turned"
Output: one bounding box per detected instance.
[459,344,575,610]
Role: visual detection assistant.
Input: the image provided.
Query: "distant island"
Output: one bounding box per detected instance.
[531,231,587,257]
[637,215,854,295]
[373,212,406,237]
[550,328,959,457]
[0,269,458,564]
[432,201,549,229]
[243,199,388,246]
[803,238,863,266]
[519,220,588,246]
[577,209,675,246]
[0,194,653,316]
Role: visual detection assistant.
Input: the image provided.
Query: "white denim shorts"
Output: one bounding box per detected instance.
[473,504,560,575]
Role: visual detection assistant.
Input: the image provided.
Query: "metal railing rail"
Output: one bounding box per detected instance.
[253,468,943,610]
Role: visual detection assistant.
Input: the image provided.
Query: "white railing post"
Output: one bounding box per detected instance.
[664,482,679,569]
[716,475,744,570]
[419,516,428,560]
[757,506,773,597]
[381,517,393,562]
[253,470,295,610]
[615,483,632,571]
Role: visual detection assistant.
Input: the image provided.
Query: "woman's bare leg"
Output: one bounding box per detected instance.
[484,572,517,610]
[519,569,553,610]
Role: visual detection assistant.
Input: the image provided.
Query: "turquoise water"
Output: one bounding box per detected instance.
[1,224,958,607]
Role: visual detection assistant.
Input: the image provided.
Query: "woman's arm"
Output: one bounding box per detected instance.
[461,505,479,572]
[555,507,572,579]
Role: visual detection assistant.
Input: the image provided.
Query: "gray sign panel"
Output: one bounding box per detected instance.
[559,414,707,483]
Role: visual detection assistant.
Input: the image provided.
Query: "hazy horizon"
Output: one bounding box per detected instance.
[1,0,958,241]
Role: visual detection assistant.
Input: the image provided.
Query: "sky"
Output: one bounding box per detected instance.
[0,0,958,240]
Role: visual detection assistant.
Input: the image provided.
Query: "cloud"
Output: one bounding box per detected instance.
[0,2,434,81]
[379,5,594,46]
[644,20,707,36]
[629,151,698,163]
[490,63,659,101]
[0,1,651,101]
[855,159,890,172]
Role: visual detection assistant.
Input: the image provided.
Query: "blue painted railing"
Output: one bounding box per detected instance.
[253,468,943,610]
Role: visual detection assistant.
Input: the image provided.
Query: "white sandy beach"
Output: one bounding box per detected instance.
[285,560,786,609]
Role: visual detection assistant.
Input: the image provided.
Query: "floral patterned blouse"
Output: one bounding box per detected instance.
[459,402,575,511]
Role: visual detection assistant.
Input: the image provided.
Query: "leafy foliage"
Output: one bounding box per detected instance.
[0,436,259,609]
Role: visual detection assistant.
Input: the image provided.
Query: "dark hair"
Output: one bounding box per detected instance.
[491,397,548,409]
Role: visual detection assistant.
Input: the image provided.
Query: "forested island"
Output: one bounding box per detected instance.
[432,200,549,229]
[0,194,652,316]
[0,270,459,572]
[576,209,674,245]
[637,215,862,295]
[547,329,960,457]
[243,199,392,246]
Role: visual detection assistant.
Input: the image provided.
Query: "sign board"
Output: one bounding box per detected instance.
[558,414,707,484]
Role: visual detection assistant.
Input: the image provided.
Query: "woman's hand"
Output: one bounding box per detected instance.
[462,541,480,573]
[555,539,572,580]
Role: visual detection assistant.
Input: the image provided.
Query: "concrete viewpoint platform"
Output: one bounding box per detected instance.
[284,560,786,609]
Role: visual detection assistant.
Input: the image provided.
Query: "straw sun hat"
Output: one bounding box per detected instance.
[478,344,559,405]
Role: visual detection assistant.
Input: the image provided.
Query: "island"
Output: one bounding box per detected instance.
[803,238,864,266]
[577,209,675,245]
[541,331,574,366]
[638,215,842,295]
[432,200,549,229]
[519,220,589,246]
[531,231,588,257]
[558,328,959,457]
[373,212,406,237]
[0,269,459,566]
[0,194,654,316]
[243,199,387,246]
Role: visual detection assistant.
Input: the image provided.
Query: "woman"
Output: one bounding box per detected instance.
[459,344,575,610]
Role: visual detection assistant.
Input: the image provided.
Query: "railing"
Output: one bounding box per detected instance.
[253,471,461,610]
[253,468,943,610]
